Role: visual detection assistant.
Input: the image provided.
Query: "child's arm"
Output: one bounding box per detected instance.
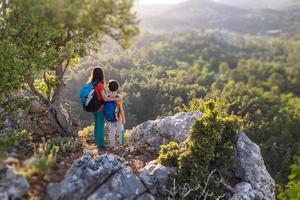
[119,99,126,125]
[101,90,121,102]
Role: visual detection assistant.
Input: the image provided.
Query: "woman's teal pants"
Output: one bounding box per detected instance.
[93,110,105,148]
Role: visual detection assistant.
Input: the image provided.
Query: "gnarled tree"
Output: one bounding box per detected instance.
[0,0,139,136]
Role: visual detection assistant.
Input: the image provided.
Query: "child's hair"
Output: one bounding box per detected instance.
[88,66,105,84]
[108,80,119,92]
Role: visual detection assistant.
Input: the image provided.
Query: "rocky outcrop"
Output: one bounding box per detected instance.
[46,113,275,200]
[139,160,176,195]
[87,167,147,200]
[0,99,27,136]
[47,152,123,200]
[0,162,30,200]
[20,101,57,137]
[230,133,276,200]
[129,112,275,200]
[47,152,153,200]
[229,182,266,200]
[130,112,203,154]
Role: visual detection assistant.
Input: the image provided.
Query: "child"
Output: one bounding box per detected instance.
[85,67,120,150]
[106,80,126,147]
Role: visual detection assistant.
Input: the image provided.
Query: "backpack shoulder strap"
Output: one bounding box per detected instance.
[92,81,98,87]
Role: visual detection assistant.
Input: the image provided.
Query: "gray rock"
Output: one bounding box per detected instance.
[0,164,30,200]
[48,152,154,200]
[87,168,147,200]
[229,182,265,200]
[130,112,203,154]
[234,133,276,200]
[47,152,123,200]
[20,101,57,136]
[139,160,176,195]
[136,193,156,200]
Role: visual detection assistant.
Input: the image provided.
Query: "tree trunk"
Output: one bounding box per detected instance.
[47,69,79,136]
[27,65,79,137]
[47,101,78,137]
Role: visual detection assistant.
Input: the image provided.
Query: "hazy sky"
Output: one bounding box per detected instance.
[137,0,187,4]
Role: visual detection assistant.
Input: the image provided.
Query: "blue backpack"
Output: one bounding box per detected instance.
[80,82,103,112]
[104,95,119,122]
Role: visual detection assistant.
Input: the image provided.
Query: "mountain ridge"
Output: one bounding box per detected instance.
[138,0,300,35]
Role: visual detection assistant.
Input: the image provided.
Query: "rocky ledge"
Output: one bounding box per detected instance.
[0,162,30,200]
[129,111,203,154]
[1,112,276,200]
[230,133,276,200]
[47,151,173,200]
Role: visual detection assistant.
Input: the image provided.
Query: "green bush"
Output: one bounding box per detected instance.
[0,130,32,160]
[32,144,59,175]
[21,142,59,176]
[278,157,300,200]
[21,136,77,176]
[157,142,180,167]
[158,99,241,199]
[45,136,77,155]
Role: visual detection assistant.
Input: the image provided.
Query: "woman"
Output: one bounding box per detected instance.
[88,67,120,150]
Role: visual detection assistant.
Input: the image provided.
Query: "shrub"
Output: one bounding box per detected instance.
[0,130,32,160]
[21,136,76,176]
[278,156,300,200]
[157,99,241,199]
[78,125,94,140]
[157,142,180,167]
[78,125,95,148]
[21,143,59,176]
[45,136,77,155]
[31,144,59,175]
[124,130,132,143]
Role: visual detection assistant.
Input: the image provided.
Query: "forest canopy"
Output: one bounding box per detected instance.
[63,31,300,184]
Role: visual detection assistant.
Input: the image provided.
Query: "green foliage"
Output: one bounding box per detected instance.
[0,0,139,136]
[157,142,180,167]
[0,130,32,147]
[157,99,240,199]
[209,82,300,183]
[45,136,77,155]
[21,136,76,176]
[35,74,60,100]
[0,96,33,130]
[0,0,139,96]
[63,31,300,183]
[278,157,300,200]
[22,143,59,176]
[0,130,32,160]
[31,144,59,175]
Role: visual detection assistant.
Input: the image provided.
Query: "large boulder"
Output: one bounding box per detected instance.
[20,101,57,137]
[87,168,147,200]
[139,160,176,195]
[229,182,266,200]
[47,152,123,200]
[47,152,153,200]
[231,133,276,200]
[130,112,203,154]
[0,163,30,200]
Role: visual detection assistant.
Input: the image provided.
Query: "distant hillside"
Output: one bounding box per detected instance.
[138,0,300,35]
[216,0,300,10]
[135,4,173,18]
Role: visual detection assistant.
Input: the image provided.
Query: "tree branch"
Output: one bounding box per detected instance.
[62,58,70,78]
[22,86,47,108]
[26,80,48,105]
[199,169,217,199]
[50,59,70,104]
